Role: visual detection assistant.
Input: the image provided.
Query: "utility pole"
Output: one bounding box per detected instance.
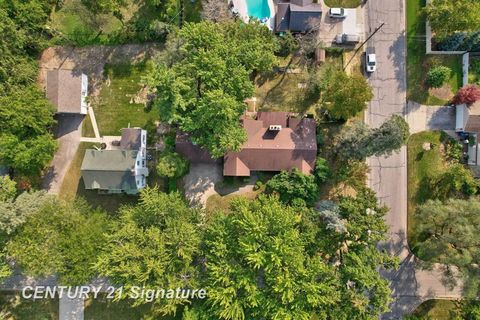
[343,21,385,71]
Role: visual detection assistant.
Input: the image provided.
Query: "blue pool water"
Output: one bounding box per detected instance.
[246,0,271,20]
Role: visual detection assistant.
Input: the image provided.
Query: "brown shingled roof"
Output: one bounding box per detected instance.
[224,112,317,176]
[46,69,85,114]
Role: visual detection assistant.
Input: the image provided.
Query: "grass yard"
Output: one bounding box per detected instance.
[411,299,462,320]
[206,192,259,212]
[324,0,363,8]
[93,61,159,136]
[0,292,58,320]
[407,131,447,246]
[59,142,139,214]
[406,0,463,105]
[255,52,343,113]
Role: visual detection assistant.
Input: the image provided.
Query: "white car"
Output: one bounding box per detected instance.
[329,8,347,19]
[365,48,376,73]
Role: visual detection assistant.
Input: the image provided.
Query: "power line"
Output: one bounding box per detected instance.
[343,21,385,71]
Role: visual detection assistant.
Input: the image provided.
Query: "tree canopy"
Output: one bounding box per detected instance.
[156,152,190,179]
[425,0,480,37]
[320,70,373,121]
[266,168,319,206]
[336,115,410,160]
[414,199,480,297]
[146,21,277,158]
[7,198,111,285]
[0,86,57,175]
[95,188,202,315]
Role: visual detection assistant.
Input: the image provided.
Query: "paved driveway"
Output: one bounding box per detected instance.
[183,163,222,208]
[42,114,83,194]
[364,0,462,318]
[407,101,456,134]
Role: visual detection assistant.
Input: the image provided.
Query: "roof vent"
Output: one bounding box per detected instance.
[269,125,282,131]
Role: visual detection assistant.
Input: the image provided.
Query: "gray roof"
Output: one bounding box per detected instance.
[275,1,322,32]
[46,69,84,113]
[120,128,142,150]
[81,150,138,191]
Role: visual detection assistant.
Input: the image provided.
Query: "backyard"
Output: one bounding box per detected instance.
[406,0,463,105]
[0,292,58,320]
[254,51,343,113]
[48,0,201,46]
[407,131,447,247]
[84,61,159,137]
[468,56,480,85]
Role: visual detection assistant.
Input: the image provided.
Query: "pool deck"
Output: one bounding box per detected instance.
[231,0,275,30]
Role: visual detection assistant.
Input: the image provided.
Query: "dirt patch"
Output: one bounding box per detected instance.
[429,84,454,101]
[38,44,162,98]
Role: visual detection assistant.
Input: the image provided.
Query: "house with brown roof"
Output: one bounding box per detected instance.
[224,112,317,176]
[46,69,88,115]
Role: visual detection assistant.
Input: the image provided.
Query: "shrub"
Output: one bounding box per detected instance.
[438,32,467,51]
[426,66,451,88]
[452,85,480,105]
[276,31,297,57]
[156,152,189,179]
[314,157,330,183]
[445,138,463,163]
[265,169,319,206]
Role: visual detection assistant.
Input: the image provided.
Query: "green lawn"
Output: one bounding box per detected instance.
[93,61,159,136]
[407,131,447,247]
[411,300,462,320]
[0,292,58,320]
[406,0,463,105]
[255,52,342,113]
[469,57,480,85]
[324,0,362,8]
[59,142,139,214]
[206,192,259,213]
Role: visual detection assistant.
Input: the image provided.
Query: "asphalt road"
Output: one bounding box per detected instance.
[363,0,463,318]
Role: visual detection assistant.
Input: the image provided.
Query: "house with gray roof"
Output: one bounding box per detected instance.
[46,69,88,115]
[275,0,322,33]
[81,128,148,194]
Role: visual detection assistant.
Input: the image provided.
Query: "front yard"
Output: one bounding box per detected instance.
[406,0,462,105]
[407,131,447,247]
[411,299,462,319]
[324,0,363,8]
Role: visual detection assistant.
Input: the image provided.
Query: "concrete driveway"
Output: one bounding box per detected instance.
[42,114,83,194]
[407,101,456,134]
[183,163,222,208]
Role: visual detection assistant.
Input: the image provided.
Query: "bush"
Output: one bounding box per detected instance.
[452,85,480,105]
[156,152,189,179]
[426,66,451,88]
[314,157,330,183]
[276,31,297,57]
[438,32,468,51]
[265,169,319,206]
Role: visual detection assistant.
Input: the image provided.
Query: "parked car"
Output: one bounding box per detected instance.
[335,33,360,45]
[365,47,377,73]
[329,8,347,19]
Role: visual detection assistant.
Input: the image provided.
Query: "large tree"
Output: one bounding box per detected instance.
[320,70,373,121]
[7,198,111,285]
[414,199,480,297]
[425,0,480,38]
[336,115,410,160]
[0,86,57,175]
[195,192,395,319]
[95,187,202,316]
[146,21,277,158]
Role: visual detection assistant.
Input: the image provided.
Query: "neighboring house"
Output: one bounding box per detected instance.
[224,112,317,176]
[456,102,480,166]
[275,0,322,33]
[46,69,88,115]
[81,128,148,194]
[177,112,317,176]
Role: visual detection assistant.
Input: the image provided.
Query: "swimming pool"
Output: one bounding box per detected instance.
[245,0,271,20]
